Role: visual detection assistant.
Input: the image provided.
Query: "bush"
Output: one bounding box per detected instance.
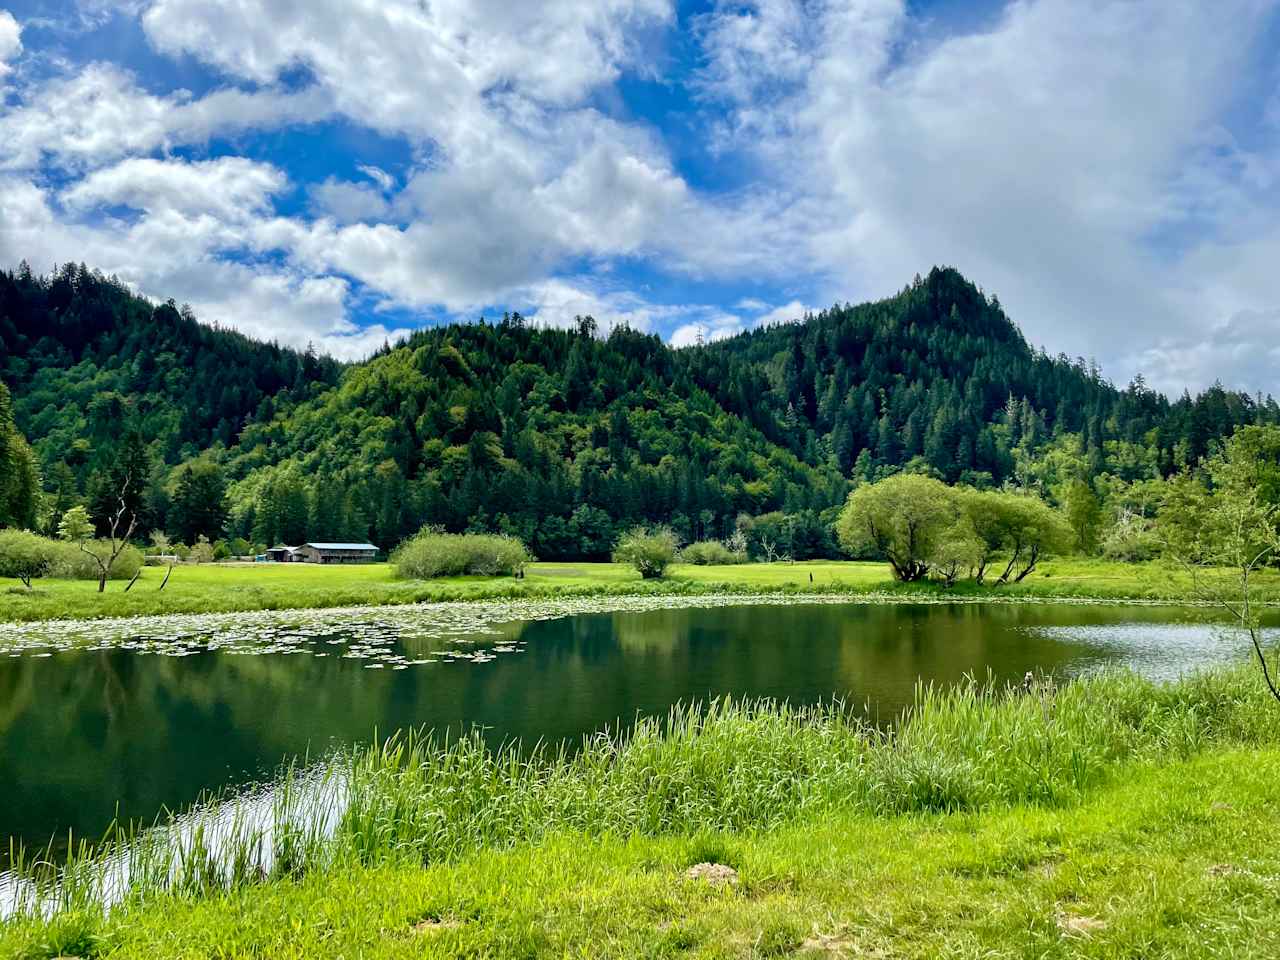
[679,540,747,565]
[49,540,144,581]
[393,530,531,579]
[1102,511,1161,563]
[614,526,679,579]
[0,528,59,588]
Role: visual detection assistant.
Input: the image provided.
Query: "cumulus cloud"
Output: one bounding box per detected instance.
[0,62,330,171]
[696,0,1280,392]
[0,10,20,77]
[1,0,1279,393]
[520,278,744,343]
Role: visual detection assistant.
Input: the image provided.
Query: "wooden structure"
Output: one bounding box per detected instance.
[265,545,299,562]
[295,542,379,564]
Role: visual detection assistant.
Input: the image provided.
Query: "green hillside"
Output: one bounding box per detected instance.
[1,263,1275,559]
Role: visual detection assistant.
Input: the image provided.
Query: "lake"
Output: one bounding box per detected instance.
[0,599,1263,855]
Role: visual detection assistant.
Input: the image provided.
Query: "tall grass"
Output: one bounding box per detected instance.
[3,665,1275,924]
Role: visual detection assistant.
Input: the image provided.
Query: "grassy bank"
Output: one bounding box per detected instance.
[9,749,1278,959]
[4,558,1277,623]
[3,666,1277,957]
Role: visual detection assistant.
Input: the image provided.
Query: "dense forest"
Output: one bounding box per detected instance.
[1,262,1276,560]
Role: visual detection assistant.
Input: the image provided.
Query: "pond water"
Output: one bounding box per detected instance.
[0,599,1266,855]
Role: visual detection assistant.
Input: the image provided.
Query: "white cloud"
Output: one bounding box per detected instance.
[519,277,747,349]
[0,166,406,359]
[63,156,285,221]
[308,178,392,225]
[3,0,1280,394]
[356,164,395,192]
[0,11,20,78]
[0,63,329,171]
[693,0,1280,392]
[751,298,810,327]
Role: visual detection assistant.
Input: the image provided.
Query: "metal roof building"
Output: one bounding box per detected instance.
[295,542,379,564]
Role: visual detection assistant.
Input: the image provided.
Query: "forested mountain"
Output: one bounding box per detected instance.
[0,262,341,466]
[1,263,1275,560]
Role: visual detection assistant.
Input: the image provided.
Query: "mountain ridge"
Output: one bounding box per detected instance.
[2,262,1275,558]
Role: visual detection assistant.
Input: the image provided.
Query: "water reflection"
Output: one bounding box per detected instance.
[0,601,1265,855]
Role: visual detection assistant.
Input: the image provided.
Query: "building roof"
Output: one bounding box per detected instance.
[302,542,379,551]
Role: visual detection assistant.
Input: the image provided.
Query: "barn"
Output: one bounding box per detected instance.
[265,545,299,562]
[295,542,380,564]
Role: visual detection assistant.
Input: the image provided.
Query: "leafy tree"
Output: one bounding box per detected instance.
[960,488,1016,584]
[1062,478,1103,554]
[0,529,57,589]
[189,535,215,564]
[835,474,959,581]
[994,495,1072,583]
[929,519,983,587]
[57,504,93,544]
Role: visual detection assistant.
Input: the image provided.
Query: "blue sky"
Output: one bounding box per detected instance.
[1,1,1279,395]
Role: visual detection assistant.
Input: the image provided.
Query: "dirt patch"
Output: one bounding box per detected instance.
[412,916,462,933]
[685,862,739,887]
[1055,910,1107,938]
[799,931,881,956]
[1206,863,1238,878]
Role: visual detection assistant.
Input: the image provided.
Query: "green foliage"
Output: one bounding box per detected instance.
[679,540,747,565]
[836,474,958,581]
[1101,510,1160,562]
[838,476,1072,584]
[0,528,57,588]
[392,529,531,579]
[189,535,215,564]
[613,526,679,579]
[170,461,228,544]
[0,380,41,530]
[49,540,144,581]
[1062,477,1103,553]
[6,263,1279,563]
[57,504,93,543]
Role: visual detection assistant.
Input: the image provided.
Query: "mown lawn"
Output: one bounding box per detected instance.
[7,747,1278,959]
[2,558,1278,623]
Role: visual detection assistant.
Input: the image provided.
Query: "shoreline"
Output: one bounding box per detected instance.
[0,585,1255,644]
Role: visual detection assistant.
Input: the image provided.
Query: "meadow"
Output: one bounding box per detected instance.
[3,665,1279,958]
[3,558,1277,623]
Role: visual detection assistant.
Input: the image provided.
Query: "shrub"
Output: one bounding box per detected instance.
[1102,511,1161,563]
[679,540,747,565]
[189,536,215,564]
[49,540,143,581]
[614,526,679,579]
[393,530,531,579]
[0,528,59,588]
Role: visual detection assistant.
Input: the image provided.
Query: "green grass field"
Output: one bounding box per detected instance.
[9,751,1275,960]
[2,557,1277,623]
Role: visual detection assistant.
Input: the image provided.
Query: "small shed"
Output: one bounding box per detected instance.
[265,545,299,562]
[296,542,379,564]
